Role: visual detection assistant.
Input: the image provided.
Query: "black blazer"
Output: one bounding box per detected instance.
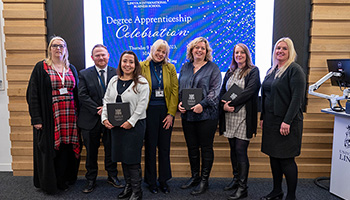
[260,62,306,124]
[78,66,116,130]
[219,66,261,138]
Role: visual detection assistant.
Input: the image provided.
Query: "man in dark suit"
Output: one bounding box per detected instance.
[78,44,123,193]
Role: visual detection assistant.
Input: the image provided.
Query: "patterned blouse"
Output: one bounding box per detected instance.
[44,62,80,157]
[223,68,248,140]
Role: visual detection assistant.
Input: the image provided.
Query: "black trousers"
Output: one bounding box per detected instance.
[182,118,218,176]
[82,121,118,181]
[144,105,173,186]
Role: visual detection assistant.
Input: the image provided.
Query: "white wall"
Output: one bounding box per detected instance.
[0,1,12,171]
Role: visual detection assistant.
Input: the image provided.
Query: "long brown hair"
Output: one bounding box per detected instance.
[229,43,255,79]
[117,51,146,93]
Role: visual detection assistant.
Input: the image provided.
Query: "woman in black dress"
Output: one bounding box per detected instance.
[260,37,306,200]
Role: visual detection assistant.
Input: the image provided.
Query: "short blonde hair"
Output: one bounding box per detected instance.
[186,37,213,62]
[268,37,297,78]
[45,36,70,68]
[147,39,170,64]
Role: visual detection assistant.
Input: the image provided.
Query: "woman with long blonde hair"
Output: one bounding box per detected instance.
[27,36,81,194]
[260,37,306,200]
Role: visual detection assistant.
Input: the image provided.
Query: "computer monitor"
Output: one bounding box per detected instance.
[327,59,350,88]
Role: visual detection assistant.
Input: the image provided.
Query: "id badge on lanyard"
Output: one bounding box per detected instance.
[53,64,68,95]
[155,88,164,97]
[59,88,68,94]
[153,66,164,97]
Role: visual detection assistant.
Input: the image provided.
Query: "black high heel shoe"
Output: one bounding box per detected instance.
[260,191,284,200]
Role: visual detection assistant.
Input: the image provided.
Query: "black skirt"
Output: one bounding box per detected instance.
[111,119,146,164]
[261,111,303,158]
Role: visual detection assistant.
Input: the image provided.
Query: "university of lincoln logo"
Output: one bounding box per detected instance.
[114,108,123,121]
[345,125,350,149]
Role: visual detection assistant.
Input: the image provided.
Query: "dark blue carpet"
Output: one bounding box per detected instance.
[0,172,342,200]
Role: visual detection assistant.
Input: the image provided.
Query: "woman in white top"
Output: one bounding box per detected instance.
[102,51,149,200]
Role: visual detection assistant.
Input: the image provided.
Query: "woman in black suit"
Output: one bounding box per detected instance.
[260,37,306,200]
[219,43,260,200]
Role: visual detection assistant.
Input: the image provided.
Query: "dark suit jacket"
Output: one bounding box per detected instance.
[261,62,306,124]
[78,66,116,130]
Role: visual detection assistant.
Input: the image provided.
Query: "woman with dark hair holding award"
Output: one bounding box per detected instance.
[219,43,260,200]
[178,37,222,195]
[102,51,149,200]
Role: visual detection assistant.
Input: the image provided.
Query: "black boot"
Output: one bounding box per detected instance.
[225,139,239,191]
[118,164,132,199]
[260,191,284,200]
[190,178,208,195]
[224,163,239,191]
[180,172,201,189]
[190,157,212,195]
[228,162,249,200]
[129,164,142,200]
[181,150,200,189]
[118,184,132,199]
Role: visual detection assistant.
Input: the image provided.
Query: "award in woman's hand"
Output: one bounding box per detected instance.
[107,102,131,126]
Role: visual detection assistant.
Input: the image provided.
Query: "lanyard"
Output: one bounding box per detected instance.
[152,65,162,88]
[52,64,66,87]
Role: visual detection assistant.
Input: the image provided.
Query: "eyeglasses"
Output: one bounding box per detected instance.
[51,44,65,49]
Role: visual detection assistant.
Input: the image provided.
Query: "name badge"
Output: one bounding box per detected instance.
[59,88,68,95]
[155,89,164,97]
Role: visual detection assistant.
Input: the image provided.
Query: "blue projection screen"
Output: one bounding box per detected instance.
[84,0,274,76]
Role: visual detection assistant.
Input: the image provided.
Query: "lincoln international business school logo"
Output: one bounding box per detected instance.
[188,94,196,106]
[124,0,169,8]
[339,125,350,163]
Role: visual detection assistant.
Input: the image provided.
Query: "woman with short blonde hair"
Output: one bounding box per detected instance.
[141,39,178,194]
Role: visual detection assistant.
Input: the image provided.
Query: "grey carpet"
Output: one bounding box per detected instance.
[0,172,341,200]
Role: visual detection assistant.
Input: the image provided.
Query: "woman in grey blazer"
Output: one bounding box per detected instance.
[260,37,306,200]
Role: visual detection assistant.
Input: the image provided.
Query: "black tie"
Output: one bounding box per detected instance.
[100,70,106,95]
[100,69,105,87]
